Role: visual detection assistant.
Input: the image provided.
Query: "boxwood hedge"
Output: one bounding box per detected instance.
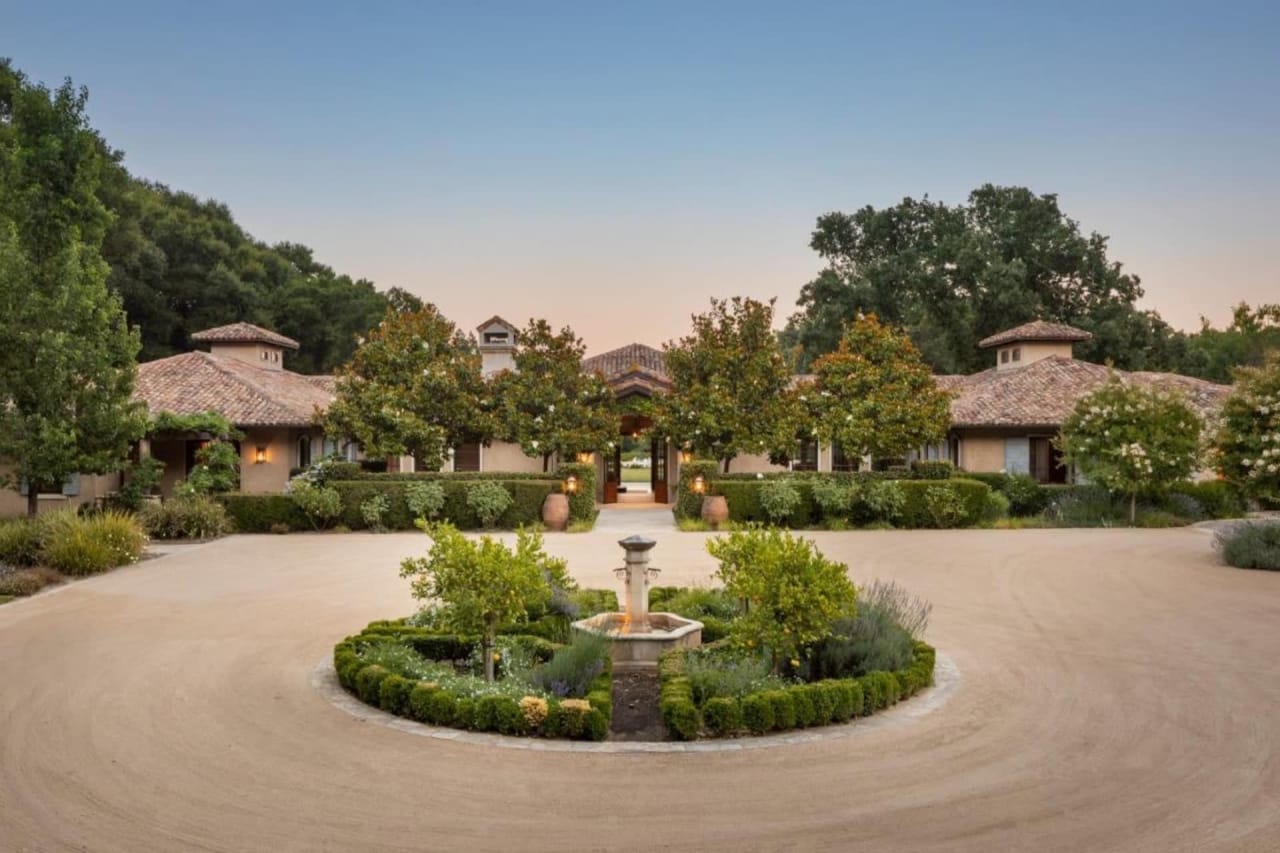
[656,640,934,739]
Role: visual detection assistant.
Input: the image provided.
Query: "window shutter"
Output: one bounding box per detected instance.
[62,473,81,496]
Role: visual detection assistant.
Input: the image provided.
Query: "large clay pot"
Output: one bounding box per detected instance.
[542,493,570,531]
[700,495,729,528]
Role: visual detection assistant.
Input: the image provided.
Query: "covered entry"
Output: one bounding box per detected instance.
[602,413,671,504]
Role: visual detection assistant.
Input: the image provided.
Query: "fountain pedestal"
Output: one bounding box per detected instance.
[572,535,702,666]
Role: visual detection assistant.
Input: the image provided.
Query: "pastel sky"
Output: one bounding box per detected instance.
[8,1,1279,355]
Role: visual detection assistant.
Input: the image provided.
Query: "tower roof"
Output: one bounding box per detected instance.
[978,320,1092,349]
[190,322,300,350]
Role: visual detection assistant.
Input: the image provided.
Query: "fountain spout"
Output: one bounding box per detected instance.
[616,535,660,633]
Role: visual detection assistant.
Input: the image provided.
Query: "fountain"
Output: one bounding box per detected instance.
[572,535,703,666]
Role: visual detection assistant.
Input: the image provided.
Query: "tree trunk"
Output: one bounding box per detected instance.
[26,488,38,519]
[1129,492,1137,526]
[542,454,551,473]
[722,457,731,474]
[483,616,496,682]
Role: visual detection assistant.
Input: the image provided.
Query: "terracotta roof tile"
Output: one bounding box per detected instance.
[134,352,333,428]
[190,322,300,350]
[978,320,1092,348]
[944,356,1230,428]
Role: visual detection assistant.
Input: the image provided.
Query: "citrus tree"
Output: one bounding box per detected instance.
[810,314,952,464]
[1216,355,1280,504]
[325,305,492,470]
[495,318,616,471]
[707,527,856,673]
[399,524,559,681]
[654,297,799,472]
[1056,376,1202,523]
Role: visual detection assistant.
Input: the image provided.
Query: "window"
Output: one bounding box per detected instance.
[792,439,819,472]
[483,331,509,345]
[832,442,859,472]
[453,442,481,472]
[1001,349,1010,364]
[261,351,268,361]
[1012,347,1021,362]
[297,435,312,469]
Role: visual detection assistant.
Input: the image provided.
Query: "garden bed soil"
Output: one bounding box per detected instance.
[609,667,665,741]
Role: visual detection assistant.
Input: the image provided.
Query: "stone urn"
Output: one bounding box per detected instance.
[700,495,729,528]
[541,493,570,531]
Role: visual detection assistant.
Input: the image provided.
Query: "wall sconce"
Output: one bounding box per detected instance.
[691,474,706,495]
[564,474,579,494]
[679,450,694,465]
[254,446,268,465]
[575,452,593,464]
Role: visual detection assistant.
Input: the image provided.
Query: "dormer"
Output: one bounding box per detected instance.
[190,322,300,371]
[476,315,517,377]
[978,320,1092,371]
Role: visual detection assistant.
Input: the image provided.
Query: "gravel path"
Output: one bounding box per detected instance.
[1,527,1278,852]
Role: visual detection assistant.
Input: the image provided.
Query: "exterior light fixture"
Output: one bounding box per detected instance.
[254,446,267,464]
[564,474,579,494]
[691,474,706,495]
[576,452,593,464]
[679,450,694,464]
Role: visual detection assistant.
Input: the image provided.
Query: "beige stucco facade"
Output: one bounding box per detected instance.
[0,467,122,518]
[993,340,1074,370]
[956,433,1007,473]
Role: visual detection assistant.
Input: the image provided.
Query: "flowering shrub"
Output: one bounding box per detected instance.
[1216,357,1280,504]
[38,510,147,576]
[1216,522,1280,571]
[289,480,343,530]
[404,480,446,521]
[1057,376,1203,523]
[360,494,390,531]
[464,480,513,528]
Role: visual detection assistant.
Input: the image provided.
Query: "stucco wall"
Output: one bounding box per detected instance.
[239,429,297,493]
[0,469,122,518]
[726,453,789,475]
[480,441,547,474]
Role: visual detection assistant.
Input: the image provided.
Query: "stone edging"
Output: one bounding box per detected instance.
[312,652,960,754]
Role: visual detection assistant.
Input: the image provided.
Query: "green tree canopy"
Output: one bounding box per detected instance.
[1056,376,1203,523]
[400,524,557,681]
[782,185,1182,374]
[324,305,492,470]
[654,297,799,472]
[494,319,616,471]
[1215,355,1280,504]
[809,314,952,462]
[0,60,146,515]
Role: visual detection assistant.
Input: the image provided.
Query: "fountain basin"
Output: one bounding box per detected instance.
[573,612,704,665]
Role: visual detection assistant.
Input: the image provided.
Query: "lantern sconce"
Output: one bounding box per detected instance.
[564,474,579,495]
[679,450,694,465]
[575,452,594,464]
[691,474,706,495]
[254,446,268,465]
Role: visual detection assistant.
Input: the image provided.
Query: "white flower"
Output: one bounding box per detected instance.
[756,473,764,479]
[548,404,555,412]
[531,440,539,449]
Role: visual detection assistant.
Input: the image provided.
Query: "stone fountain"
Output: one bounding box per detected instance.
[572,535,703,666]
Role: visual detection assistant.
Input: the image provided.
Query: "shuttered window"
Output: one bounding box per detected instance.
[453,442,481,472]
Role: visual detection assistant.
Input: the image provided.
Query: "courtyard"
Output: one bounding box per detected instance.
[1,521,1277,851]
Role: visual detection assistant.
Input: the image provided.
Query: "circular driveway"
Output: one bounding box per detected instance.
[1,525,1278,852]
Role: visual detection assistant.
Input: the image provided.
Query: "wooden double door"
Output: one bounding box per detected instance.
[603,439,669,503]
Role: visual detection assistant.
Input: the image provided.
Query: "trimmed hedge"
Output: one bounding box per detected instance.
[335,619,611,741]
[555,462,597,523]
[702,477,991,529]
[221,479,561,532]
[657,641,933,739]
[674,460,721,521]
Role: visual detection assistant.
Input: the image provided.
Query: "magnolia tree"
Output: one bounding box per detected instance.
[810,314,952,464]
[1216,356,1280,504]
[400,524,560,682]
[654,297,799,472]
[708,527,856,674]
[325,306,492,470]
[495,319,616,471]
[1056,377,1202,523]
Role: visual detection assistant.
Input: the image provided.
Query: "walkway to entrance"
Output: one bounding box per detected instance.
[592,503,675,534]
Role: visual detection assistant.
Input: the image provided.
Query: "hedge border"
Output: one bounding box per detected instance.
[333,619,612,741]
[657,640,936,740]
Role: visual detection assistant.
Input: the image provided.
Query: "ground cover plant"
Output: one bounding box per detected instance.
[655,529,937,740]
[1216,521,1280,571]
[336,526,617,739]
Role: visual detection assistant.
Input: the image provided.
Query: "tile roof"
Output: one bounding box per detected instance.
[134,352,334,428]
[978,320,1092,349]
[190,322,300,350]
[944,356,1230,428]
[583,343,670,397]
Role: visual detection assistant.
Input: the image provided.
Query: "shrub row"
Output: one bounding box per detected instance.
[0,511,147,576]
[658,641,936,740]
[696,478,991,529]
[218,479,564,532]
[333,621,611,740]
[963,471,1246,521]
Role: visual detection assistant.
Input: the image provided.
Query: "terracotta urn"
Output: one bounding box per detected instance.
[542,493,570,531]
[700,495,729,528]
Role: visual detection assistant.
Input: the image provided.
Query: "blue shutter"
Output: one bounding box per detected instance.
[61,473,81,496]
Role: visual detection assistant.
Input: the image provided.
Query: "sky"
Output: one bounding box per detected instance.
[6,1,1279,355]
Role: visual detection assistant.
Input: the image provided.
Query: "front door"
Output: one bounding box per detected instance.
[603,445,620,503]
[651,439,668,503]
